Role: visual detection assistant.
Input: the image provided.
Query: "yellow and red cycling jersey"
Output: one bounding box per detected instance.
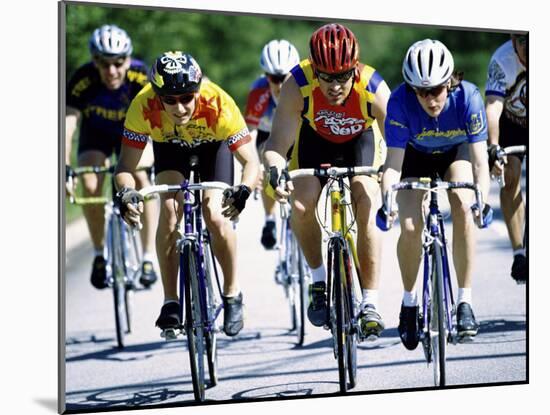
[122,79,251,152]
[290,59,384,144]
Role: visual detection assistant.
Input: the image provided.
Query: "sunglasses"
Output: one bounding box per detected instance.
[413,84,447,98]
[94,57,126,69]
[316,69,354,84]
[160,94,196,105]
[266,73,286,84]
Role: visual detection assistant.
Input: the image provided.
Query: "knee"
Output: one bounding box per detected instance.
[81,175,101,195]
[159,198,178,228]
[400,217,423,240]
[133,171,151,189]
[203,205,228,235]
[291,196,317,220]
[449,198,472,225]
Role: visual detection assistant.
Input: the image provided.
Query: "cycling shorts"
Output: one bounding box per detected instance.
[401,142,470,180]
[289,122,383,185]
[152,140,234,185]
[499,113,527,162]
[77,125,121,158]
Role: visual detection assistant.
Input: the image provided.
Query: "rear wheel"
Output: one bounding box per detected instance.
[342,246,357,389]
[203,239,219,386]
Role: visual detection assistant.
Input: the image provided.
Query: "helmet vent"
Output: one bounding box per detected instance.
[428,49,434,77]
[417,52,423,78]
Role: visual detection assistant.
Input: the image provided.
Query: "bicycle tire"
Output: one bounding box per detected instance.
[203,238,219,386]
[342,246,357,389]
[183,243,206,401]
[109,214,128,349]
[296,249,307,346]
[431,242,447,387]
[122,225,139,334]
[331,240,348,393]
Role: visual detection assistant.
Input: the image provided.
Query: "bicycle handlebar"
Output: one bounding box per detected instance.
[383,179,485,229]
[277,165,380,219]
[494,145,526,188]
[288,165,380,180]
[138,181,231,198]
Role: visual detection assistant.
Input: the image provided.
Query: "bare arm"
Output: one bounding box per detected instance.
[469,140,491,204]
[232,138,261,189]
[371,81,391,139]
[114,143,144,191]
[263,76,303,171]
[381,147,405,206]
[65,106,80,165]
[485,95,504,146]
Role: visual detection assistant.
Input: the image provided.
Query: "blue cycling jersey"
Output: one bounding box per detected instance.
[385,81,487,154]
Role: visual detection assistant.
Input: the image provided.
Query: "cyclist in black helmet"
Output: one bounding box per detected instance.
[115,51,260,337]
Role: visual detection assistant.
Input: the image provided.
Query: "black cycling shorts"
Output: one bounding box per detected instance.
[499,113,527,162]
[401,142,470,180]
[256,130,270,150]
[77,124,121,158]
[289,122,383,185]
[152,140,234,185]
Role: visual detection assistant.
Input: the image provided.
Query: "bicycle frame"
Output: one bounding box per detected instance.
[420,182,455,345]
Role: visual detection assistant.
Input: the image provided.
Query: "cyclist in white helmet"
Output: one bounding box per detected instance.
[485,34,527,284]
[378,39,492,349]
[244,39,300,249]
[66,24,158,289]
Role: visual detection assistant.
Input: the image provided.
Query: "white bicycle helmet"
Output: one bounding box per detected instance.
[402,39,454,88]
[89,25,133,58]
[260,39,300,75]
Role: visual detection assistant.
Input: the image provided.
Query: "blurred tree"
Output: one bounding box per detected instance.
[65,4,510,112]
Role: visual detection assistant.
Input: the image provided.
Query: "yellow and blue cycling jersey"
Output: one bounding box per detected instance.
[385,81,488,154]
[290,59,384,144]
[122,79,251,152]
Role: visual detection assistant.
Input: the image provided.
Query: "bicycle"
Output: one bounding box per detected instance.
[283,164,379,393]
[67,165,148,349]
[382,175,489,387]
[138,157,228,402]
[274,196,311,346]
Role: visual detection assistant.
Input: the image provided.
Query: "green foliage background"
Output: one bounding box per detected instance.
[64,2,510,223]
[65,2,511,106]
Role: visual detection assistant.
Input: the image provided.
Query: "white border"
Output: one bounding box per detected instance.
[3,0,544,414]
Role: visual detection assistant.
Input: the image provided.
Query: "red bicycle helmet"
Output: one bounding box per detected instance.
[309,23,359,74]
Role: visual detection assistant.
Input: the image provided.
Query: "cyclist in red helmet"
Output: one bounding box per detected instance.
[264,23,391,339]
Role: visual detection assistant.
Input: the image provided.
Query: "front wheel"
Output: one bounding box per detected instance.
[182,243,206,401]
[330,241,348,393]
[109,214,129,349]
[431,243,447,387]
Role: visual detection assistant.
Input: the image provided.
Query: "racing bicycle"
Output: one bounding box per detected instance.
[381,175,489,387]
[138,157,227,402]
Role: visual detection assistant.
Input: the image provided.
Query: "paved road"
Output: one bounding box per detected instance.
[62,178,527,412]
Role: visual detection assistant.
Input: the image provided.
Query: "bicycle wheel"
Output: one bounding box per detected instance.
[182,243,206,401]
[331,240,348,393]
[109,214,128,349]
[342,246,357,389]
[295,248,308,346]
[430,242,447,387]
[203,238,219,387]
[121,224,139,334]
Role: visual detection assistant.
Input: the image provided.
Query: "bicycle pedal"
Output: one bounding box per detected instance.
[160,328,179,340]
[457,334,475,344]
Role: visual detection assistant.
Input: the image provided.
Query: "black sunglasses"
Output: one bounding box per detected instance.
[413,84,447,98]
[316,69,354,84]
[94,57,126,69]
[266,73,286,84]
[160,94,196,105]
